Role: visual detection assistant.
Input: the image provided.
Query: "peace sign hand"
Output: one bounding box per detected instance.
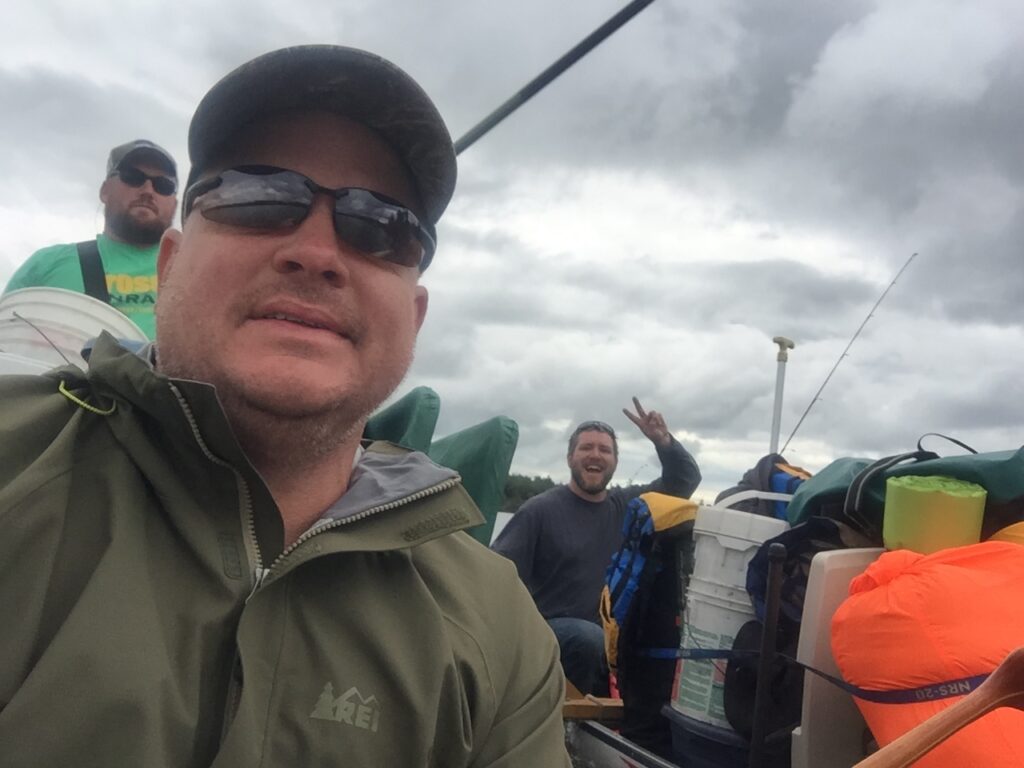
[623,396,672,448]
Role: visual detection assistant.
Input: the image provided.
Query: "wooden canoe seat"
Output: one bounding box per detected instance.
[563,680,624,722]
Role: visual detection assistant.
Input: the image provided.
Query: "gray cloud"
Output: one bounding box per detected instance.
[3,0,1022,497]
[0,68,183,204]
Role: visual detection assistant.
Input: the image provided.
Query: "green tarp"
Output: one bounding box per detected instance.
[364,387,519,545]
[362,386,440,453]
[429,417,519,545]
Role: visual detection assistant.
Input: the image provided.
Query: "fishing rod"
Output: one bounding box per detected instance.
[454,0,658,155]
[781,252,919,453]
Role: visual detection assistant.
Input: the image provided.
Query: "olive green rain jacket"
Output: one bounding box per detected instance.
[0,336,570,767]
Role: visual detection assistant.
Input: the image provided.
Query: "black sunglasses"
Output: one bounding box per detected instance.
[184,166,436,271]
[113,166,177,196]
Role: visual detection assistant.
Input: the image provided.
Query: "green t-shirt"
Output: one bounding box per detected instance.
[3,234,159,339]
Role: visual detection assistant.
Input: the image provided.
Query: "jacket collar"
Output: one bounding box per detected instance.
[79,334,482,552]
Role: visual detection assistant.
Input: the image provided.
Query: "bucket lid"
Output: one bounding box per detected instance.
[695,504,789,542]
[0,287,148,366]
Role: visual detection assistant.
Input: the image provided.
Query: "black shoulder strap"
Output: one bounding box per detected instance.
[843,450,937,538]
[76,239,110,304]
[917,432,978,455]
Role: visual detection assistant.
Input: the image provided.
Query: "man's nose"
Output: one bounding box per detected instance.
[270,196,351,286]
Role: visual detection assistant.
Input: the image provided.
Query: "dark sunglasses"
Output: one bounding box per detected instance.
[113,166,177,196]
[184,165,436,271]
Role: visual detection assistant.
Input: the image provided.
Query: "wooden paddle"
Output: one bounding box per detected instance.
[854,646,1024,768]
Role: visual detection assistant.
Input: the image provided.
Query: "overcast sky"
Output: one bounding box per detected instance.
[2,0,1022,500]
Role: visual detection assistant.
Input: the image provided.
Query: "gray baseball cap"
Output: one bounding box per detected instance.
[186,45,457,226]
[107,140,177,178]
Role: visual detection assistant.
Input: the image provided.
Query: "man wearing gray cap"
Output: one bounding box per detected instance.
[3,139,178,339]
[0,47,569,766]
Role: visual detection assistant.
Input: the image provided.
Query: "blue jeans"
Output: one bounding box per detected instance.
[548,617,607,696]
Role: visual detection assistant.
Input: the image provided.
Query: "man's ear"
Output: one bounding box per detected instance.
[413,286,429,333]
[157,228,182,283]
[99,178,111,205]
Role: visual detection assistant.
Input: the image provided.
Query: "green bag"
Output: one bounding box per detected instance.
[786,435,1024,543]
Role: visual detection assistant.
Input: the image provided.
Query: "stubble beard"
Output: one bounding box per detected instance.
[156,283,412,481]
[106,205,170,245]
[160,342,408,479]
[222,384,364,459]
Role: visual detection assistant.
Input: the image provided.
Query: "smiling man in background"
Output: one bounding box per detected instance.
[0,46,568,766]
[2,139,177,339]
[493,398,701,695]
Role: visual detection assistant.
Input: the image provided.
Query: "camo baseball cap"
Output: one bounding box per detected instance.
[107,140,177,178]
[186,45,457,226]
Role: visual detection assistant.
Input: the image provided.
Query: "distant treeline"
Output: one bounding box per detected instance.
[503,473,556,511]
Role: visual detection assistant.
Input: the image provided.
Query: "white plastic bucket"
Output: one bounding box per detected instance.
[673,579,755,728]
[689,505,789,602]
[0,351,52,375]
[0,287,147,368]
[672,505,789,729]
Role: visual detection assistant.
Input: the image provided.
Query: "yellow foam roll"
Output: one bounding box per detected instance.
[883,475,986,554]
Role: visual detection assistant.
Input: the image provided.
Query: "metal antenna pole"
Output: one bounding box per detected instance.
[769,336,795,455]
[454,0,658,155]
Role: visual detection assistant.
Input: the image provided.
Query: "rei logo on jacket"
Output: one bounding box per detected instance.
[310,682,381,733]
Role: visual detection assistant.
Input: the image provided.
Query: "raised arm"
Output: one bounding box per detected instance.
[623,396,701,498]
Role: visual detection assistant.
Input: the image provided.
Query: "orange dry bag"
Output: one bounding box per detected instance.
[831,541,1024,767]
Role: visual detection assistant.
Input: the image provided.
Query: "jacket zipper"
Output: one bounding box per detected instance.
[170,383,460,741]
[167,383,265,577]
[168,383,265,745]
[266,476,461,574]
[221,477,458,742]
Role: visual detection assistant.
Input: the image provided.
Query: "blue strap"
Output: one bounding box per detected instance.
[635,647,680,660]
[678,648,990,705]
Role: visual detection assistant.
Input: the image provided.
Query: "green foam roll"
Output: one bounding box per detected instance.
[883,475,987,554]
